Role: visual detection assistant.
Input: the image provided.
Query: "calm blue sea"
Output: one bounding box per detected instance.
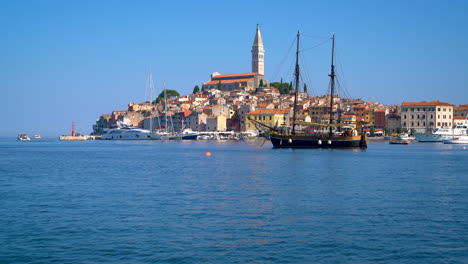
[1,138,467,263]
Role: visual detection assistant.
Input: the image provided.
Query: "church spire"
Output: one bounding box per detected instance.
[251,24,265,75]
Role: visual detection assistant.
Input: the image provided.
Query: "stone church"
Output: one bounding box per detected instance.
[202,25,269,92]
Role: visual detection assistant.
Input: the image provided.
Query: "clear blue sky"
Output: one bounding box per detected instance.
[1,0,467,136]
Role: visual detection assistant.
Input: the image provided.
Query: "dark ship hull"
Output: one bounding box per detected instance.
[270,134,367,149]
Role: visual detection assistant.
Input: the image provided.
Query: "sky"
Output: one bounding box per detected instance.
[1,0,467,136]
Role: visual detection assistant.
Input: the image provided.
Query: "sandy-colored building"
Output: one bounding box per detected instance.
[401,101,454,133]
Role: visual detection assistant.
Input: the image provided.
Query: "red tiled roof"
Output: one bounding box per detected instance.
[402,101,453,106]
[248,108,290,115]
[203,78,252,85]
[454,104,468,110]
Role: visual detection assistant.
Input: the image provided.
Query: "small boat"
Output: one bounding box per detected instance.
[443,135,468,144]
[33,135,42,139]
[18,134,30,141]
[384,134,399,140]
[389,139,410,145]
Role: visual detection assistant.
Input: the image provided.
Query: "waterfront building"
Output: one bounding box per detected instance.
[373,109,386,128]
[202,25,268,92]
[454,104,468,117]
[207,116,227,131]
[454,116,468,125]
[401,101,454,133]
[185,111,208,131]
[245,108,291,131]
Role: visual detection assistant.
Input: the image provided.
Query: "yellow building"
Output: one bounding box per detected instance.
[245,108,290,131]
[365,110,374,126]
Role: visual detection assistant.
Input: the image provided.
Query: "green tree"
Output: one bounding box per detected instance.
[383,127,389,136]
[370,126,375,136]
[193,85,200,93]
[396,127,403,134]
[259,79,264,87]
[303,83,308,94]
[217,81,222,90]
[270,82,292,94]
[155,89,180,103]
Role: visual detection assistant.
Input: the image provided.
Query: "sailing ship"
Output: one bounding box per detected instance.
[255,32,367,149]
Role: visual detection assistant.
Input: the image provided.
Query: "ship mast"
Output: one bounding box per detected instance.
[291,31,300,135]
[164,81,168,133]
[329,33,336,136]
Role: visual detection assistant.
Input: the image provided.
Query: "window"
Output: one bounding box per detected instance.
[423,122,426,126]
[411,122,414,126]
[417,108,420,111]
[403,122,407,127]
[404,115,406,119]
[269,116,272,120]
[412,115,414,119]
[438,108,441,111]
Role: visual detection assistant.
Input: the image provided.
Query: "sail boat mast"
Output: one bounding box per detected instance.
[329,33,336,136]
[291,31,300,135]
[148,71,154,133]
[164,81,168,133]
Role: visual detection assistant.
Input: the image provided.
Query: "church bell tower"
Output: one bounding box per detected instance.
[251,24,265,75]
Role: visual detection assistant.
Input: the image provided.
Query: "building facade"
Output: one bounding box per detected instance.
[401,101,454,133]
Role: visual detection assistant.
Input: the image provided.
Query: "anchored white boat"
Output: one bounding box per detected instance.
[443,135,468,144]
[414,123,468,142]
[101,123,154,140]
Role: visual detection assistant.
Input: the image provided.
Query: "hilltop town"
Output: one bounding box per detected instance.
[92,26,467,136]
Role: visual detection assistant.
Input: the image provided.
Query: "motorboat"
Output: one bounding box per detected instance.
[179,129,199,140]
[101,123,154,140]
[18,134,30,141]
[389,139,410,145]
[414,123,468,142]
[443,135,468,144]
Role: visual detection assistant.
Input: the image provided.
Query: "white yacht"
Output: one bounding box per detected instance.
[101,123,154,140]
[414,123,468,142]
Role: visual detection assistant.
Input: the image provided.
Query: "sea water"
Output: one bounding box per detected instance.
[1,138,467,263]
